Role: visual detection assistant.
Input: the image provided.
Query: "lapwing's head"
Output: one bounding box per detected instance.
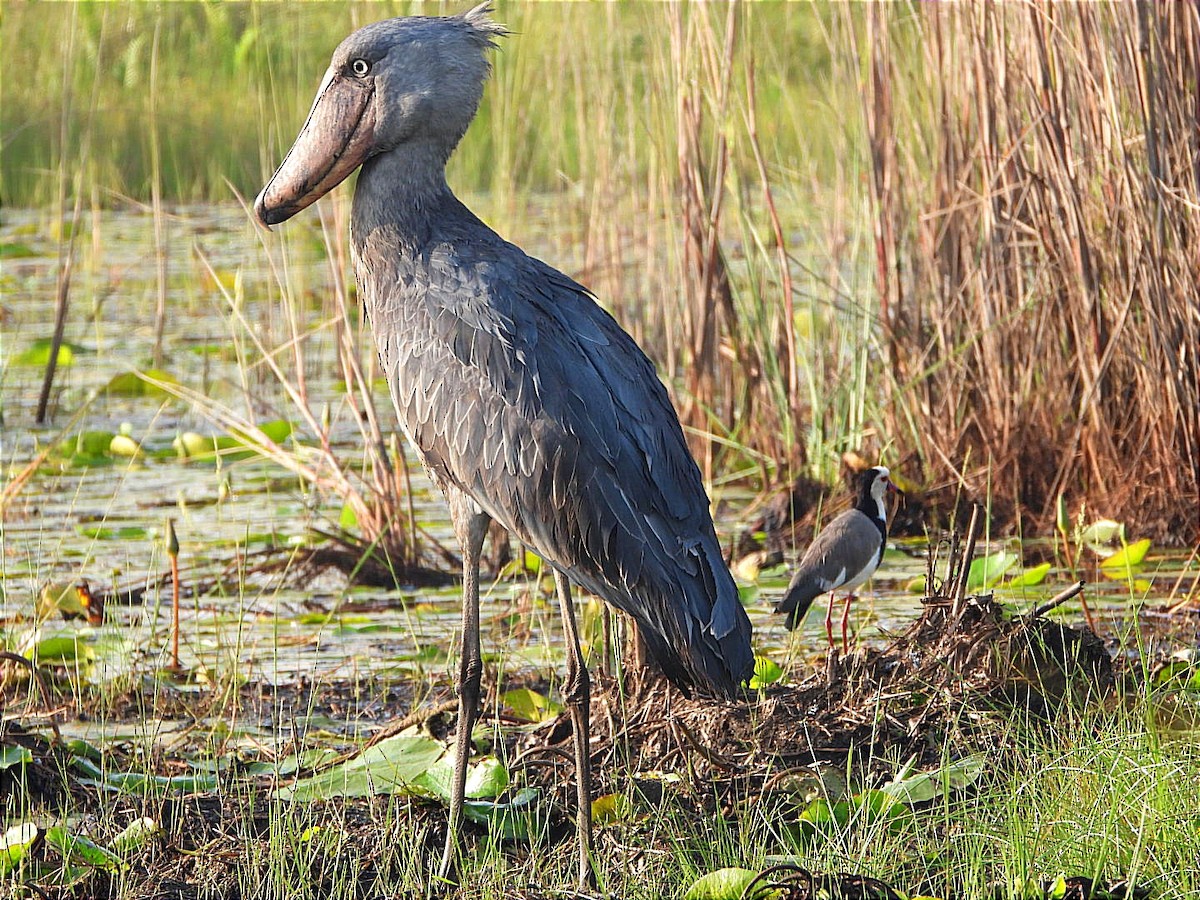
[857,466,902,519]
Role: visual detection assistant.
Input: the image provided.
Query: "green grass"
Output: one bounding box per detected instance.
[5,664,1198,898]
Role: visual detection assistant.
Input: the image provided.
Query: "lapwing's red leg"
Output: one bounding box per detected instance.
[840,593,855,654]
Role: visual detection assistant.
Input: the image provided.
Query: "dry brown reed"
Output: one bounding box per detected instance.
[862,1,1200,541]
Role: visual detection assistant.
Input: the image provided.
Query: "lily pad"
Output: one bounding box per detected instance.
[0,746,32,771]
[12,338,87,366]
[0,241,37,259]
[591,792,634,825]
[1,822,39,876]
[966,551,1018,589]
[1007,562,1052,588]
[110,817,161,855]
[749,654,783,689]
[71,757,218,795]
[30,634,95,665]
[502,687,562,723]
[43,826,123,872]
[1100,538,1151,570]
[275,732,445,801]
[683,867,768,900]
[881,754,986,804]
[103,369,180,398]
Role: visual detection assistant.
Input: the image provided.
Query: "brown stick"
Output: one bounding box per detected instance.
[952,504,982,615]
[1030,580,1086,618]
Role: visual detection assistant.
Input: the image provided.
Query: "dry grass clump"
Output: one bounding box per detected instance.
[863,1,1200,540]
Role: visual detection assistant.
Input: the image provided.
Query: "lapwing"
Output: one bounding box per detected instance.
[776,466,901,652]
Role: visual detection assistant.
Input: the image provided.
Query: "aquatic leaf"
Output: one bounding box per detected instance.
[276,732,445,801]
[71,757,218,794]
[880,754,986,804]
[0,746,32,771]
[906,574,928,593]
[733,552,763,583]
[108,434,142,457]
[683,867,768,900]
[854,789,913,833]
[795,797,852,839]
[1100,538,1151,569]
[30,634,95,665]
[75,524,150,541]
[57,430,116,459]
[110,817,160,854]
[65,739,103,762]
[1079,519,1125,548]
[966,551,1018,589]
[257,419,295,444]
[591,792,633,825]
[43,826,123,871]
[0,822,38,876]
[338,502,358,530]
[0,241,37,258]
[1007,562,1052,588]
[737,583,760,604]
[749,654,784,689]
[12,338,86,366]
[464,756,509,799]
[522,548,544,574]
[102,369,180,397]
[502,687,562,723]
[462,787,542,840]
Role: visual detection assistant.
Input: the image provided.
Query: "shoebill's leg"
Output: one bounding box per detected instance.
[437,502,490,882]
[553,568,595,888]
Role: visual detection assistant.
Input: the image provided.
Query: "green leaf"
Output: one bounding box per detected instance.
[736,583,761,604]
[1007,562,1052,588]
[796,797,852,836]
[71,757,218,795]
[74,524,151,541]
[461,787,542,841]
[966,551,1018,589]
[591,792,634,825]
[43,826,123,871]
[1079,519,1124,548]
[31,634,95,664]
[110,817,160,854]
[253,419,294,444]
[102,369,180,398]
[749,654,783,689]
[683,867,769,900]
[275,732,446,801]
[464,756,509,799]
[0,745,32,771]
[1100,538,1151,569]
[338,502,358,530]
[0,822,39,876]
[502,687,562,723]
[906,574,928,593]
[12,338,86,366]
[108,434,142,457]
[880,754,986,804]
[0,241,37,258]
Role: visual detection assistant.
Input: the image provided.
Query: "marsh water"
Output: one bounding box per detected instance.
[1,204,1190,737]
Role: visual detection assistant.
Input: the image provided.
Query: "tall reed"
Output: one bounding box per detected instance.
[862,1,1199,540]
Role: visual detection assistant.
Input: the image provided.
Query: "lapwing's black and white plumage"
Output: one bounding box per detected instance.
[776,466,900,651]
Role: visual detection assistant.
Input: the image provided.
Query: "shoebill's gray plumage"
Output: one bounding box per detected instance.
[253,5,754,886]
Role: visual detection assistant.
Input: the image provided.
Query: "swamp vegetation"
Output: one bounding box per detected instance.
[2,3,1198,899]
